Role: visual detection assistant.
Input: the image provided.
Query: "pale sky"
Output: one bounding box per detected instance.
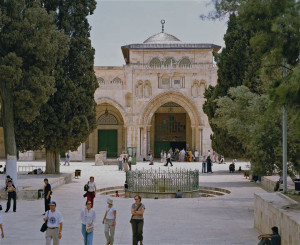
[89,0,228,66]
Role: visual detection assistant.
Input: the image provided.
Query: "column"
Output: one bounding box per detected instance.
[146,125,151,154]
[191,126,195,151]
[199,126,203,156]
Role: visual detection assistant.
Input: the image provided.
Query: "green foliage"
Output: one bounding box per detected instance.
[0,0,68,123]
[15,0,98,153]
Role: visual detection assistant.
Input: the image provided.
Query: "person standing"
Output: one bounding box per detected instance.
[5,181,16,212]
[194,150,199,162]
[0,208,5,244]
[128,155,132,171]
[164,152,173,167]
[124,181,129,198]
[81,200,96,245]
[117,155,123,171]
[102,198,116,245]
[43,178,52,215]
[201,155,206,173]
[131,195,145,245]
[86,177,96,208]
[206,154,212,173]
[44,201,63,245]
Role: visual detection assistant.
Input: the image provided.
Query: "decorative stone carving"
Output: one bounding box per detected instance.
[98,113,118,125]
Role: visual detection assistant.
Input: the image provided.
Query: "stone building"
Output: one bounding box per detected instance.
[0,25,220,161]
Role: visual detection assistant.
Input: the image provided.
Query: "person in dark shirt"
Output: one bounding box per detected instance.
[258,226,281,245]
[43,178,52,215]
[175,190,183,198]
[5,181,16,212]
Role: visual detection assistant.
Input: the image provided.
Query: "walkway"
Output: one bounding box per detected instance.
[0,160,265,244]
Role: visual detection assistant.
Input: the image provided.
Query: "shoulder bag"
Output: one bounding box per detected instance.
[130,203,142,223]
[40,211,49,232]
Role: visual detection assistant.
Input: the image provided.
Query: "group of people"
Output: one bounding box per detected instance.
[117,155,133,171]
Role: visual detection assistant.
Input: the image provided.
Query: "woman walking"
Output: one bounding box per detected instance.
[86,177,96,208]
[130,195,145,245]
[102,198,116,245]
[81,201,96,245]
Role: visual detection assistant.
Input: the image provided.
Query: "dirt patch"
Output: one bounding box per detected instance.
[286,193,300,203]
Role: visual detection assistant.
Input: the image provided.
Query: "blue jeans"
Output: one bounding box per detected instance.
[202,162,206,173]
[82,224,93,245]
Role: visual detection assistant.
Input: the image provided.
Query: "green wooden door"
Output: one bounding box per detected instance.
[154,141,170,158]
[98,130,118,158]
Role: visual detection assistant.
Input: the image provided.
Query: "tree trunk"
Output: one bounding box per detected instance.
[46,149,60,174]
[0,82,18,187]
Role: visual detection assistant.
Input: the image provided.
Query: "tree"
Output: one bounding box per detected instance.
[14,0,98,173]
[0,0,68,185]
[203,14,249,157]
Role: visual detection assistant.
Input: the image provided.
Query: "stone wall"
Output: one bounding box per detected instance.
[254,193,300,245]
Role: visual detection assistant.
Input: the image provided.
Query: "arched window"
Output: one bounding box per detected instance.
[97,77,105,85]
[111,77,123,85]
[164,57,176,68]
[144,80,151,98]
[98,113,118,125]
[179,57,192,68]
[149,58,161,68]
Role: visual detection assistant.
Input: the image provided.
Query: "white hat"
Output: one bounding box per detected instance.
[107,198,113,204]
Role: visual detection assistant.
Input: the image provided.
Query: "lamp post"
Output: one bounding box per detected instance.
[282,60,287,193]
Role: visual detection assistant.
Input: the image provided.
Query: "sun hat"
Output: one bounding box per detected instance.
[107,198,113,204]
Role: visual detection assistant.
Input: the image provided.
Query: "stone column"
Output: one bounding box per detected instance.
[146,125,151,154]
[199,126,203,156]
[191,126,195,151]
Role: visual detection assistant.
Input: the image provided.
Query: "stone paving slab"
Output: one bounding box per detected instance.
[0,160,265,244]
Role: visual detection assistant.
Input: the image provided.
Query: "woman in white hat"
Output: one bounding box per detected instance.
[102,198,116,245]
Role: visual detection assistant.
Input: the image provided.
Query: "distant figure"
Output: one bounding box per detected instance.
[206,154,212,173]
[5,175,14,189]
[43,178,52,215]
[64,153,70,166]
[257,226,281,245]
[115,191,119,197]
[164,152,173,167]
[128,155,132,171]
[229,162,235,173]
[175,190,183,198]
[124,181,129,198]
[5,181,16,213]
[194,150,199,162]
[219,155,225,164]
[85,177,96,208]
[118,155,123,171]
[201,156,206,173]
[149,153,154,165]
[160,150,164,163]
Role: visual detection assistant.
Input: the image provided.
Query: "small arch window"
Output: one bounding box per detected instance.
[111,77,123,84]
[149,58,161,68]
[179,58,191,68]
[97,77,105,85]
[164,58,176,68]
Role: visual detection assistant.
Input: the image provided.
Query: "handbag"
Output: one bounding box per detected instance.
[84,181,89,192]
[85,208,94,233]
[130,203,142,223]
[40,211,49,232]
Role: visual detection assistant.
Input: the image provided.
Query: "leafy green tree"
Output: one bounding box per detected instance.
[203,14,249,157]
[15,0,98,173]
[0,0,68,184]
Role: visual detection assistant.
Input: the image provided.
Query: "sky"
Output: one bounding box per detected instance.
[89,0,228,66]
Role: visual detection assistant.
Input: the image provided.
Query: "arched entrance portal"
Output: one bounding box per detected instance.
[86,102,126,158]
[151,102,192,157]
[138,91,203,160]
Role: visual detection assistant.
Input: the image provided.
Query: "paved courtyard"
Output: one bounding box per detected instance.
[0,160,265,245]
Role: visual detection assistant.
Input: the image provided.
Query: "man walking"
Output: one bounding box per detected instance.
[44,201,63,245]
[5,181,16,212]
[43,178,52,215]
[164,152,173,167]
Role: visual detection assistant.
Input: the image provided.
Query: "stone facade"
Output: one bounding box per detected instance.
[0,30,220,161]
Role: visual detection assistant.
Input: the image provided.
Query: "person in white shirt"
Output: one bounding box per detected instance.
[194,150,199,162]
[128,155,133,171]
[0,209,4,244]
[81,200,96,245]
[102,198,116,245]
[164,152,173,167]
[43,201,63,245]
[86,177,96,208]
